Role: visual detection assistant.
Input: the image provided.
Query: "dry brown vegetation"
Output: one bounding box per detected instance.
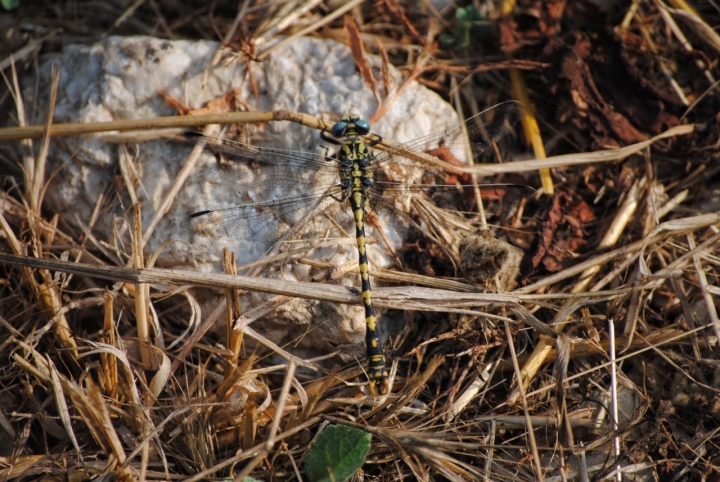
[1,0,720,481]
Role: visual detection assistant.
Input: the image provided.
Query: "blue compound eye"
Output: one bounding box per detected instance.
[355,119,371,135]
[331,121,347,138]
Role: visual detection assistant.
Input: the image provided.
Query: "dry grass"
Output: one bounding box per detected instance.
[2,1,720,481]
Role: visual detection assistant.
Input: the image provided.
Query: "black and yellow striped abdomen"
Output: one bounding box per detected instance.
[350,188,388,397]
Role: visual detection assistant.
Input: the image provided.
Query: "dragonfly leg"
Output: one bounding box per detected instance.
[366,134,382,147]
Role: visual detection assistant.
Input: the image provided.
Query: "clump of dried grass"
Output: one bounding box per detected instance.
[2,1,720,481]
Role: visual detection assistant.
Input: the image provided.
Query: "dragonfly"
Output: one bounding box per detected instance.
[179,101,534,396]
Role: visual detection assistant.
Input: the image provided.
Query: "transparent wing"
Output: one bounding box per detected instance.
[181,186,345,241]
[178,101,529,243]
[372,100,525,169]
[173,132,339,194]
[372,182,534,200]
[367,183,535,216]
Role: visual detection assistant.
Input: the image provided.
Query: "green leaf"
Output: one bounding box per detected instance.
[463,5,484,22]
[305,425,371,482]
[456,6,470,21]
[441,6,488,49]
[1,0,19,10]
[456,19,472,48]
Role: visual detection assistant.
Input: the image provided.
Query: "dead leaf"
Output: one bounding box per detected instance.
[344,15,380,104]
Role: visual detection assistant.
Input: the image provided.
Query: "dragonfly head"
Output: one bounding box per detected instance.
[331,114,371,138]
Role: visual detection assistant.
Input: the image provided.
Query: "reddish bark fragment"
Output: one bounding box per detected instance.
[531,191,595,273]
